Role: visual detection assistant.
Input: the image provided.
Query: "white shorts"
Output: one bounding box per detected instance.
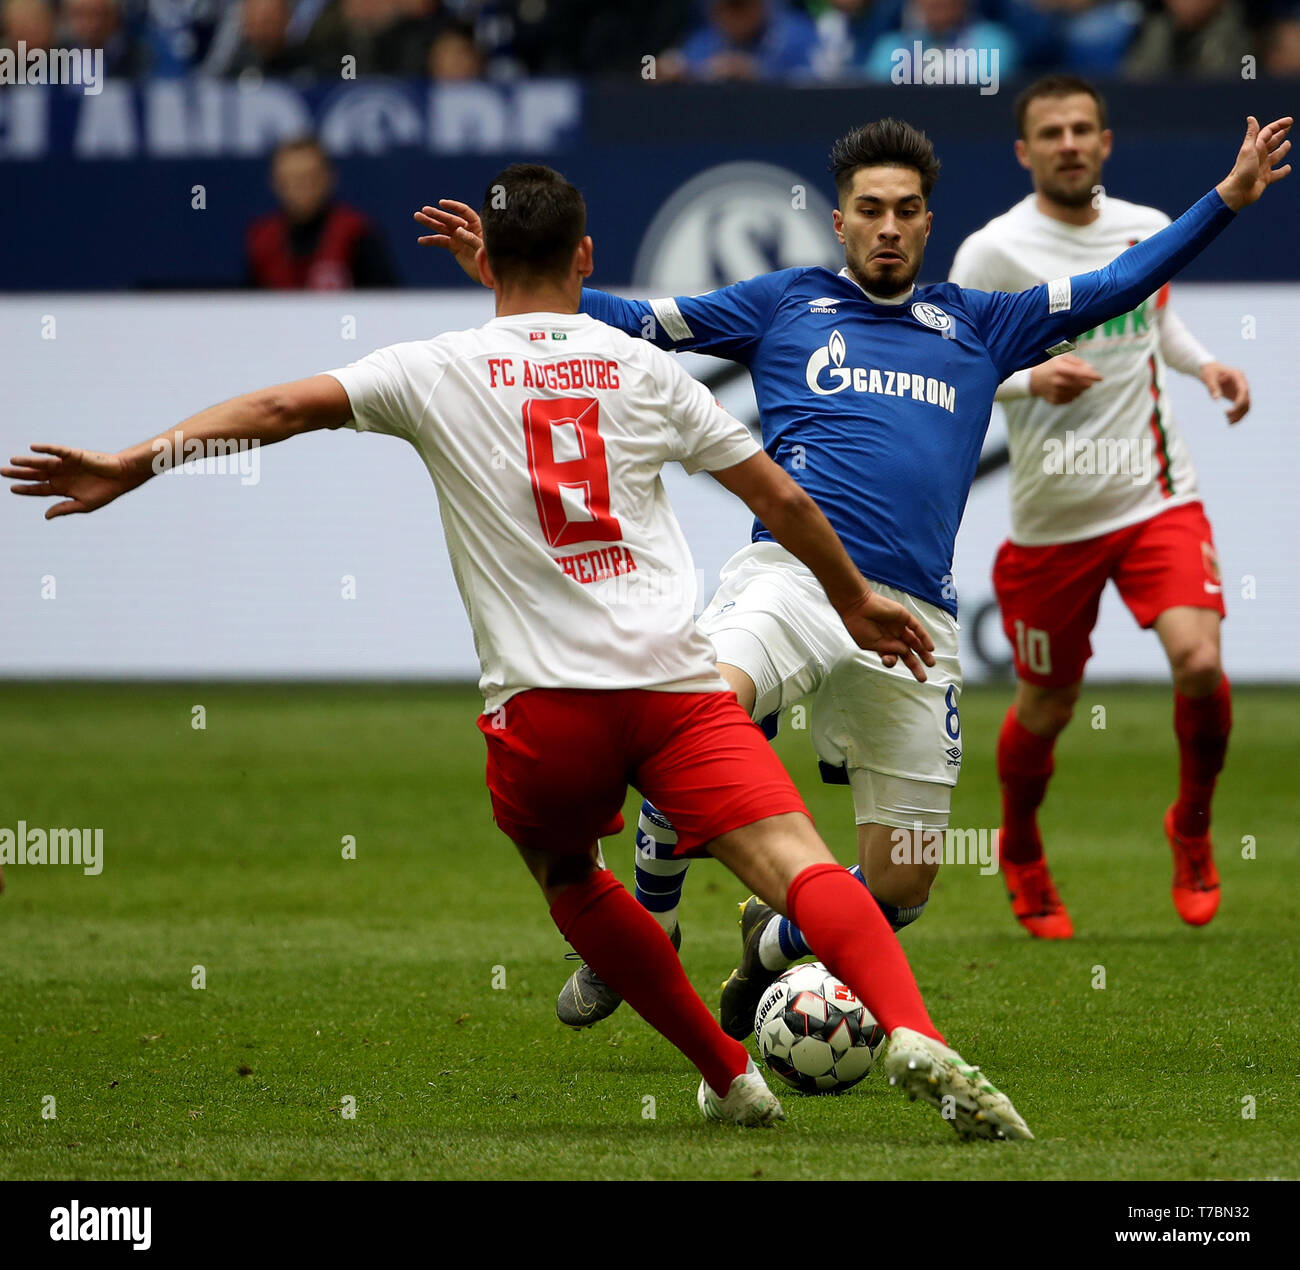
[697,542,963,831]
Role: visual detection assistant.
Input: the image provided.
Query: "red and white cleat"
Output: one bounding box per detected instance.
[1164,805,1221,927]
[1001,857,1074,940]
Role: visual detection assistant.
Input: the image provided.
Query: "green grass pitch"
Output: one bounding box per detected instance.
[1,682,1296,1180]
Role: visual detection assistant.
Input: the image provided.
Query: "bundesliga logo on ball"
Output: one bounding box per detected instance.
[754,962,887,1094]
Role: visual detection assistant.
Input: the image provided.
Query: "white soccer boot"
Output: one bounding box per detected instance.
[697,1058,786,1127]
[885,1027,1034,1141]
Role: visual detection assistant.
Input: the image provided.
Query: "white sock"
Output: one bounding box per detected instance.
[758,914,791,971]
[650,907,678,936]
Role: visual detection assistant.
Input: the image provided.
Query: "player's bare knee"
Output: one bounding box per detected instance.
[519,843,600,902]
[1170,643,1222,697]
[1017,681,1079,737]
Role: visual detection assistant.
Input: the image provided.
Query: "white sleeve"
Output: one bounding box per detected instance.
[995,369,1035,400]
[1157,304,1215,375]
[323,345,423,441]
[659,356,762,475]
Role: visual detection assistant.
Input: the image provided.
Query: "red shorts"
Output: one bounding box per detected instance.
[993,500,1226,688]
[477,688,809,857]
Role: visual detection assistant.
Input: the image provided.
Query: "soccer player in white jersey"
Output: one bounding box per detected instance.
[949,76,1251,937]
[6,164,1042,1140]
[420,115,1290,1029]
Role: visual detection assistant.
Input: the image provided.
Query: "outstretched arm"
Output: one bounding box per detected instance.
[979,116,1292,377]
[414,196,788,360]
[4,376,353,518]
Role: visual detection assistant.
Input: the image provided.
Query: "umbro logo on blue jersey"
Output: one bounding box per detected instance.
[807,298,839,313]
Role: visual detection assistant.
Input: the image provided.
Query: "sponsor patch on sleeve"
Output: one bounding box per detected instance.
[1046,339,1077,356]
[1047,276,1072,314]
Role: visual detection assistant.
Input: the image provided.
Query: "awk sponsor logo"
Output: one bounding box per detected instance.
[807,297,840,314]
[805,329,957,412]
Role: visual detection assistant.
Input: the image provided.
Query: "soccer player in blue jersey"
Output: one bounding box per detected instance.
[417,114,1291,1039]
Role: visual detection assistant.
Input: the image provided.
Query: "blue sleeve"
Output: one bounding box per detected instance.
[579,270,800,364]
[966,189,1236,378]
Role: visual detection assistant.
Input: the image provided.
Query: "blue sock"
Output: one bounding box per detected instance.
[633,801,688,934]
[765,865,928,968]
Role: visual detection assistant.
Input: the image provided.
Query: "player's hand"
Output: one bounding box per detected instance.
[3,444,144,518]
[1200,361,1251,423]
[1216,116,1292,211]
[1029,355,1103,404]
[834,590,936,683]
[414,199,488,285]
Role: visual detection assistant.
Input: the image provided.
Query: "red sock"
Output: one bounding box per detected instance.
[550,869,748,1097]
[1172,675,1232,839]
[786,863,943,1043]
[997,707,1057,865]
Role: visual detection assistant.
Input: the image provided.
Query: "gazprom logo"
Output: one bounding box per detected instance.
[806,328,852,394]
[804,329,957,411]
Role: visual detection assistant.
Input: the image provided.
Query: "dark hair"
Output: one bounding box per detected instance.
[1014,75,1108,139]
[480,163,587,283]
[828,118,941,202]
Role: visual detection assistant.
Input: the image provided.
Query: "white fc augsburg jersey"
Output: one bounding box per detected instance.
[951,194,1214,545]
[327,312,760,709]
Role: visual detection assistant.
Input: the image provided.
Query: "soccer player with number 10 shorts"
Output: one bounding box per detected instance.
[7,164,1043,1139]
[950,76,1253,937]
[420,113,1290,1039]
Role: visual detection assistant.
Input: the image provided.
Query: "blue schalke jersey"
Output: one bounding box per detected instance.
[581,190,1234,615]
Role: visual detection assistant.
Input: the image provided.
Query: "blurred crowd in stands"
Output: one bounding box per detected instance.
[2,0,1299,82]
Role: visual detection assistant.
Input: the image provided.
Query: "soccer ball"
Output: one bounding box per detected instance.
[754,962,887,1094]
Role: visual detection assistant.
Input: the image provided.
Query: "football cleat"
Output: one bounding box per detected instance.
[884,1027,1034,1142]
[1164,805,1220,926]
[719,895,783,1040]
[555,924,680,1029]
[1001,857,1074,940]
[697,1058,785,1127]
